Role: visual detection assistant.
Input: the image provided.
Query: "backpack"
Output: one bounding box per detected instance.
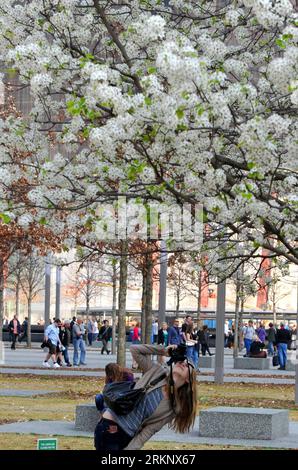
[103,372,166,415]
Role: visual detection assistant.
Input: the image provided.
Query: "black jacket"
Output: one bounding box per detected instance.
[60,328,71,347]
[276,328,291,344]
[158,328,168,345]
[198,329,209,345]
[8,319,21,335]
[249,341,265,356]
[99,325,112,341]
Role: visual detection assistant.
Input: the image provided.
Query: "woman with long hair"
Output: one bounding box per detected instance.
[94,343,197,450]
[95,363,134,411]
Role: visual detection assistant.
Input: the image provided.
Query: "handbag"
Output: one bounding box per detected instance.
[103,372,166,415]
[272,352,279,367]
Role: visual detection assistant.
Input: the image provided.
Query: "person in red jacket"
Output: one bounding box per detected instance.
[131,322,141,369]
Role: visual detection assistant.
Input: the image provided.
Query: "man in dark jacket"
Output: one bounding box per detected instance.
[8,315,21,350]
[276,323,291,370]
[99,320,112,355]
[266,323,276,356]
[18,317,28,344]
[59,321,72,367]
[198,325,213,356]
[168,319,183,346]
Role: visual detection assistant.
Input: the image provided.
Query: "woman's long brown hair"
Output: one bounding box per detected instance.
[105,363,132,384]
[167,367,197,433]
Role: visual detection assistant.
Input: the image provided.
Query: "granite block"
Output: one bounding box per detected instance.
[199,356,215,368]
[75,404,100,433]
[234,357,270,370]
[199,407,289,440]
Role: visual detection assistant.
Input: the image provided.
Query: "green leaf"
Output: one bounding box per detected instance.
[144,97,152,106]
[247,162,255,170]
[39,217,47,225]
[275,39,286,49]
[147,67,157,74]
[176,107,185,119]
[0,213,11,224]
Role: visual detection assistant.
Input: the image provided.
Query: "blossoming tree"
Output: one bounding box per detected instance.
[0,0,297,279]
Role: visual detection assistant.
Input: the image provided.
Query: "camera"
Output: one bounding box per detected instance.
[167,343,187,366]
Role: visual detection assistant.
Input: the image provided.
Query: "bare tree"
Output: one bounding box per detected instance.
[19,252,45,347]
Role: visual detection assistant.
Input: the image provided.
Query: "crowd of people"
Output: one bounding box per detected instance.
[241,320,295,370]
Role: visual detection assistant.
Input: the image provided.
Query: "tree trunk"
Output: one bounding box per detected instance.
[272,285,277,325]
[0,259,4,343]
[176,287,180,314]
[197,273,202,329]
[27,295,32,348]
[86,283,90,315]
[141,267,147,343]
[15,279,20,318]
[233,275,241,359]
[117,241,128,367]
[145,254,153,345]
[111,262,117,355]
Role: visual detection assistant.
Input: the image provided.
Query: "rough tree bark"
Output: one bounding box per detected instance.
[141,267,147,343]
[145,253,153,345]
[117,241,128,367]
[111,262,117,355]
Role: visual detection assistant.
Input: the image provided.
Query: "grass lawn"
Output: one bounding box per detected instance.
[0,373,297,450]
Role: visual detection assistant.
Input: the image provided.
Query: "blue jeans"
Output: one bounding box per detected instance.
[278,343,287,368]
[186,346,198,368]
[87,333,93,346]
[94,418,132,451]
[73,337,86,365]
[63,347,70,364]
[244,338,252,355]
[268,341,274,356]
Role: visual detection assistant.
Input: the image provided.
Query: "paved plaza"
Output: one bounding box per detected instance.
[0,344,296,384]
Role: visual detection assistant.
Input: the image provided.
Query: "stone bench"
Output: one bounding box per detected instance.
[199,407,289,440]
[199,356,215,368]
[75,404,100,433]
[234,357,270,370]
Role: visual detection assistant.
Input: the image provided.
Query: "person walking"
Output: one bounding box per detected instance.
[256,323,266,343]
[185,324,198,370]
[93,318,99,343]
[152,319,159,344]
[198,325,213,356]
[8,315,21,350]
[42,318,63,368]
[181,315,193,343]
[99,320,113,355]
[70,316,76,343]
[87,317,95,346]
[94,343,197,451]
[72,316,87,366]
[60,320,72,367]
[158,322,169,347]
[276,323,292,370]
[266,323,276,356]
[242,320,255,356]
[168,319,183,346]
[131,322,141,369]
[18,317,28,344]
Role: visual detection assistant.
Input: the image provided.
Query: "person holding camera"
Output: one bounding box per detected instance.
[94,343,197,451]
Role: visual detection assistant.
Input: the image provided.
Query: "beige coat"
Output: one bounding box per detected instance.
[124,344,175,450]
